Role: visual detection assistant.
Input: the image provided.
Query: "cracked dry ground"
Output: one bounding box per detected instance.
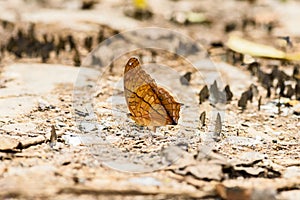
[0,0,300,199]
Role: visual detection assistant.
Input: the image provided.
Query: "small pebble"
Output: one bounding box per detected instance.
[278,135,285,140]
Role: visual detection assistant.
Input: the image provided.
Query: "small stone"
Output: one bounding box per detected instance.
[278,135,285,140]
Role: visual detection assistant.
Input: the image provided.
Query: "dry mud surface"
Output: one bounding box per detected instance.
[0,0,300,199]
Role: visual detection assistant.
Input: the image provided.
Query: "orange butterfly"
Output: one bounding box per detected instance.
[124,57,181,129]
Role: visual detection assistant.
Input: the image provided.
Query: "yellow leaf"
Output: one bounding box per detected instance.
[186,12,206,23]
[133,0,147,10]
[226,35,300,61]
[286,52,300,61]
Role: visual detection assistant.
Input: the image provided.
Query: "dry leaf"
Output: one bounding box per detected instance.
[199,85,209,104]
[214,113,222,137]
[50,125,57,148]
[199,111,206,127]
[180,72,192,86]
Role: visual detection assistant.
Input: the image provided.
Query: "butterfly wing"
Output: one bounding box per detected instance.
[124,57,180,127]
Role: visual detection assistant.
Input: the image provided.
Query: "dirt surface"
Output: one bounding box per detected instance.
[0,0,300,199]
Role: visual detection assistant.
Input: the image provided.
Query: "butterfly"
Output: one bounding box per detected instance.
[123,57,181,129]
